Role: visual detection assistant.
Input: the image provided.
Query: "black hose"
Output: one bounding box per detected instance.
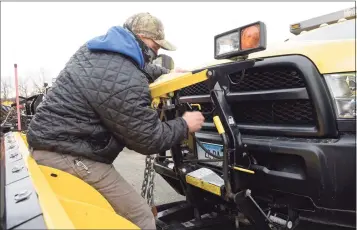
[191,132,233,199]
[191,134,223,160]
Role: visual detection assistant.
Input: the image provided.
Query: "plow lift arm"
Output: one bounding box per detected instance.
[148,21,295,230]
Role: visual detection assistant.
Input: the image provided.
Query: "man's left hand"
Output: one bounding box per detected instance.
[170,67,190,73]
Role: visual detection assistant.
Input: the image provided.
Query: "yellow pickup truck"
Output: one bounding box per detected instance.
[152,6,356,230]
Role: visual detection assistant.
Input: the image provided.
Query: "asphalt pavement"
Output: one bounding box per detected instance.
[113,148,185,205]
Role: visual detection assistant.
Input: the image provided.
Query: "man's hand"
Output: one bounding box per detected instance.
[171,67,190,73]
[182,111,205,133]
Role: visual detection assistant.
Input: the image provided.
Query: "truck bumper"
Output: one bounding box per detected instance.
[194,131,356,228]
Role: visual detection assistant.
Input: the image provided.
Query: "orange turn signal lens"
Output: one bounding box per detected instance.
[240,24,261,50]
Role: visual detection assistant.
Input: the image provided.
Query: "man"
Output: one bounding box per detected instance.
[27,12,204,229]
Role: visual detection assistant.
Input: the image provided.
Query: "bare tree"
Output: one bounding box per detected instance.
[18,83,29,97]
[18,76,32,97]
[31,67,49,94]
[1,79,11,100]
[40,67,45,84]
[32,79,48,94]
[32,78,42,94]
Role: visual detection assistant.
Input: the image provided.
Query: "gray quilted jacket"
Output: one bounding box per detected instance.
[144,63,170,82]
[26,26,188,164]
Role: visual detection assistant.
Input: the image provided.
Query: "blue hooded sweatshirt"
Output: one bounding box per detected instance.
[86,26,145,69]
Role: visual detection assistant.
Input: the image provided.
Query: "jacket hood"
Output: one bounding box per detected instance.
[86,26,145,69]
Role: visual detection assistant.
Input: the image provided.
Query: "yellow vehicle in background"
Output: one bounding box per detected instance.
[1,101,13,107]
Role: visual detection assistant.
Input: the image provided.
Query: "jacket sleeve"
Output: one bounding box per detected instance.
[93,64,188,155]
[144,63,170,82]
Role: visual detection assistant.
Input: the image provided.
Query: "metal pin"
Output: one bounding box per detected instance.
[12,165,23,173]
[14,190,32,203]
[10,152,18,158]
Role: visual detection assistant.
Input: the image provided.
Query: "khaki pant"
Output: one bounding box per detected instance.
[31,150,156,230]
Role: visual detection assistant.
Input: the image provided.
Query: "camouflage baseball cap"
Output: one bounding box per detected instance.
[124,12,176,51]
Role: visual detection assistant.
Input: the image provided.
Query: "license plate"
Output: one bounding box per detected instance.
[196,142,223,167]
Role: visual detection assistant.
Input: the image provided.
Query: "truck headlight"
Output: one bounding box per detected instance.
[324,72,356,119]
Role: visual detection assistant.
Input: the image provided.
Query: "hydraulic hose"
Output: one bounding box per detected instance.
[191,134,223,160]
[189,116,234,200]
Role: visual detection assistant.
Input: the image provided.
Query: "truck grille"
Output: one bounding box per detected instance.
[232,100,315,125]
[199,100,315,125]
[180,66,317,127]
[179,67,305,96]
[229,67,305,92]
[180,81,209,96]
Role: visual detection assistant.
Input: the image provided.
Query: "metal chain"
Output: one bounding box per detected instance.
[141,154,157,207]
[141,155,151,198]
[141,102,167,206]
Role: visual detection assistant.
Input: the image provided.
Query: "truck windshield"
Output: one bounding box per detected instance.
[288,19,355,41]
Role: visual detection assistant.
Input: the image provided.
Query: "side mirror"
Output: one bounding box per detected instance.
[153,54,175,70]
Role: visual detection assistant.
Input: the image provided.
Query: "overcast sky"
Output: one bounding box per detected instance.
[1,1,355,93]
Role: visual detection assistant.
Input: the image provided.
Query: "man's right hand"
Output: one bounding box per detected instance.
[182,111,205,133]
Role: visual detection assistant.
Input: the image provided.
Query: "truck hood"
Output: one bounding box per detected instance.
[249,39,355,74]
[194,39,355,74]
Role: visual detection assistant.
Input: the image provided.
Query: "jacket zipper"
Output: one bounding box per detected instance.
[74,159,91,174]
